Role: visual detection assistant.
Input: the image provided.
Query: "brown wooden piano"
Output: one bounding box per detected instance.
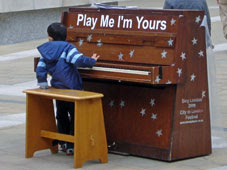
[36,7,212,161]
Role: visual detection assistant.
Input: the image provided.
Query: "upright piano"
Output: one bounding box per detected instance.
[50,7,212,161]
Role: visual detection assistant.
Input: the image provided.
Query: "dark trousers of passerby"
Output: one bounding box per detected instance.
[56,100,74,149]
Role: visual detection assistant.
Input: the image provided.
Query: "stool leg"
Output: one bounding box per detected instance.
[73,98,108,168]
[99,156,108,164]
[26,94,58,158]
[74,157,83,169]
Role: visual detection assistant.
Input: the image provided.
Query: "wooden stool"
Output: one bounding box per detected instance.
[23,88,108,168]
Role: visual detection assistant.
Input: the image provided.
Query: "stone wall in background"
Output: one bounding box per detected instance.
[0,0,93,13]
[0,8,68,45]
[0,0,120,45]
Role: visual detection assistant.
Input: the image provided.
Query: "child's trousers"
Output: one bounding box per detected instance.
[56,100,74,148]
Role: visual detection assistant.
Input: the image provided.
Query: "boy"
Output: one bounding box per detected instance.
[36,22,100,155]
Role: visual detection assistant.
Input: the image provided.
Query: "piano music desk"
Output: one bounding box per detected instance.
[23,88,108,168]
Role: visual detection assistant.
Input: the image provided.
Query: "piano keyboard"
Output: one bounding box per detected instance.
[78,66,151,75]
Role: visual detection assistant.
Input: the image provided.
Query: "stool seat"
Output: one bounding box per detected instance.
[23,88,108,168]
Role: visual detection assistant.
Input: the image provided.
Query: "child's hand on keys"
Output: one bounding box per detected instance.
[91,53,100,61]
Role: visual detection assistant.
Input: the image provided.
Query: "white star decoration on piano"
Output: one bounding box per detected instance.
[192,37,198,46]
[202,91,206,98]
[179,15,184,18]
[166,80,172,84]
[155,76,161,83]
[161,50,167,59]
[168,38,174,46]
[156,129,163,137]
[129,50,135,58]
[118,52,124,60]
[151,113,157,120]
[97,39,103,47]
[120,100,125,108]
[170,18,176,25]
[68,25,73,29]
[109,100,114,107]
[180,52,186,60]
[195,16,201,23]
[79,39,83,46]
[87,34,92,42]
[150,98,155,107]
[190,74,196,81]
[198,50,204,57]
[177,68,182,77]
[140,108,146,117]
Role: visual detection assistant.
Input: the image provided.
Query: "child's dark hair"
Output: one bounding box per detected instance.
[47,22,67,41]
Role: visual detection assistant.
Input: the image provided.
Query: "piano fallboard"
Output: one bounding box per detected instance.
[78,65,178,84]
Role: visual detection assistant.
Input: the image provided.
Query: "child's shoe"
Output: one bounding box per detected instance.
[66,148,74,156]
[59,143,67,152]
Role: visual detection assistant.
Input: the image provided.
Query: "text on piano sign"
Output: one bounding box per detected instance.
[76,14,167,31]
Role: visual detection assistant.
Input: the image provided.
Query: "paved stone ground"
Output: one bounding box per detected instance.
[0,0,227,169]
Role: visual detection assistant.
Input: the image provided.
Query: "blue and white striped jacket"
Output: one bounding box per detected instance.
[36,41,96,90]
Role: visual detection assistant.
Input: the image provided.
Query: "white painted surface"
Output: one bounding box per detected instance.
[0,113,25,129]
[213,43,227,52]
[0,49,39,61]
[211,16,221,23]
[0,80,37,97]
[206,166,227,170]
